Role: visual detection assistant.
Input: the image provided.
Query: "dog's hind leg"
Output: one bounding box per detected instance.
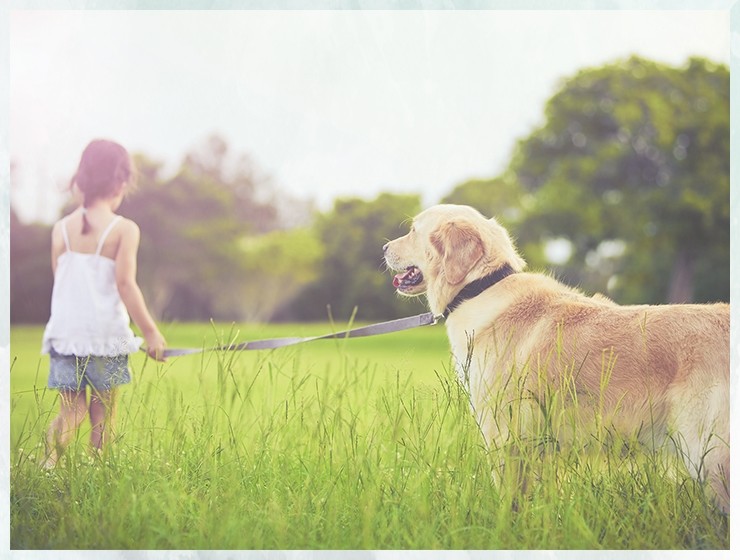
[707,445,730,514]
[668,379,730,514]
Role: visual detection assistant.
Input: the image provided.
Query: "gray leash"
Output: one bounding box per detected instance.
[158,312,442,358]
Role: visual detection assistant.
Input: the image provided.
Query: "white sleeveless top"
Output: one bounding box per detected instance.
[42,215,143,357]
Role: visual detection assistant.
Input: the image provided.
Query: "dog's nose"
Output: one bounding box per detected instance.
[383,242,389,253]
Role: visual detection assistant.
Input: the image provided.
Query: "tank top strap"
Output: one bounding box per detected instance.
[60,218,71,251]
[95,215,123,256]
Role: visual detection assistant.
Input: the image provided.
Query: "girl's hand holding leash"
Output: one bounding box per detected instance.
[144,329,167,362]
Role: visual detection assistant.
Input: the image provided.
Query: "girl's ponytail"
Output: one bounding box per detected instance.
[68,172,91,235]
[81,207,91,235]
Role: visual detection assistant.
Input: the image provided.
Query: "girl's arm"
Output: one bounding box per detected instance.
[115,220,167,361]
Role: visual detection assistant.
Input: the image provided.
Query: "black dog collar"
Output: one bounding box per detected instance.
[443,263,516,318]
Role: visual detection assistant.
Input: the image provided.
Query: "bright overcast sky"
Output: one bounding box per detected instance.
[9,9,730,223]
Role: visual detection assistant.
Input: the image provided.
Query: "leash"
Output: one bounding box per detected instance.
[154,264,516,358]
[157,311,442,358]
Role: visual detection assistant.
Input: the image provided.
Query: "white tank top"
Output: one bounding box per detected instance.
[41,215,142,357]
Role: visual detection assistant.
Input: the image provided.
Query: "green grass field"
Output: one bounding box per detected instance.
[9,322,729,550]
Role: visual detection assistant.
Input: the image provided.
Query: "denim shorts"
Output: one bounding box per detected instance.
[48,349,131,391]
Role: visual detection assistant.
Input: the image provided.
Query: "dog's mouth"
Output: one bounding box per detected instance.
[393,265,424,291]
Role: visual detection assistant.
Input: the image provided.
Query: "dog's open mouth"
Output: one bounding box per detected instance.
[393,266,424,290]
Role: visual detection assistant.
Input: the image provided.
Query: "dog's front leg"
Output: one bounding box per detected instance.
[472,374,537,512]
[455,335,536,511]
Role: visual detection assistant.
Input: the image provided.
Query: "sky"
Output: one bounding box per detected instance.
[8,9,731,224]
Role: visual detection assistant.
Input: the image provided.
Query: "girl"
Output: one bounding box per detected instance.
[41,139,167,468]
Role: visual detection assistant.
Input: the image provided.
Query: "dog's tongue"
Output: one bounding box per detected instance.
[393,268,414,288]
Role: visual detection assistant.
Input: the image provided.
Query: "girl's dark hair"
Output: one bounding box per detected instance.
[69,139,133,234]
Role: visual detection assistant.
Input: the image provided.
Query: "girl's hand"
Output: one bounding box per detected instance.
[144,330,167,362]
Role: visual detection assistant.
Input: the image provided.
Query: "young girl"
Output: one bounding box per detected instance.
[41,139,167,468]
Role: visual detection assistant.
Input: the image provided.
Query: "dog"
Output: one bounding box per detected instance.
[383,204,729,513]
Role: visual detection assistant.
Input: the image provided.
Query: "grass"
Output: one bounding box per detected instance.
[9,322,730,550]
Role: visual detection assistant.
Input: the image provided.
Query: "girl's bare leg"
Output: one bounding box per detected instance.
[89,388,118,452]
[43,390,88,468]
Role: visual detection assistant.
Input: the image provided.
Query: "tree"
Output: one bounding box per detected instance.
[240,228,324,322]
[283,193,424,322]
[9,206,53,323]
[182,134,281,233]
[509,56,729,304]
[119,155,251,321]
[441,175,527,237]
[118,136,317,322]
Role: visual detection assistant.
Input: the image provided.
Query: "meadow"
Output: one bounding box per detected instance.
[9,322,729,550]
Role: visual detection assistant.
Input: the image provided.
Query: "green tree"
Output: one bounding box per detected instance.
[441,175,527,236]
[119,136,317,322]
[285,193,424,322]
[509,56,729,304]
[182,134,281,233]
[9,206,53,323]
[119,155,250,321]
[240,228,324,322]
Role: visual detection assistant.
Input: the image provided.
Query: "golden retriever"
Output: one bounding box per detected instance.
[383,204,729,512]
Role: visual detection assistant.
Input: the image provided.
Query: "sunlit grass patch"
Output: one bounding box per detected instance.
[9,324,729,550]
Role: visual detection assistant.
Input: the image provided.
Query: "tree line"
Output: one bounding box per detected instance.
[10,56,729,325]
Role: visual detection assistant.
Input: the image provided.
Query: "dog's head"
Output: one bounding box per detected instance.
[383,204,526,315]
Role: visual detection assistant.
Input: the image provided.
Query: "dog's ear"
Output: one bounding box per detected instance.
[430,221,484,285]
